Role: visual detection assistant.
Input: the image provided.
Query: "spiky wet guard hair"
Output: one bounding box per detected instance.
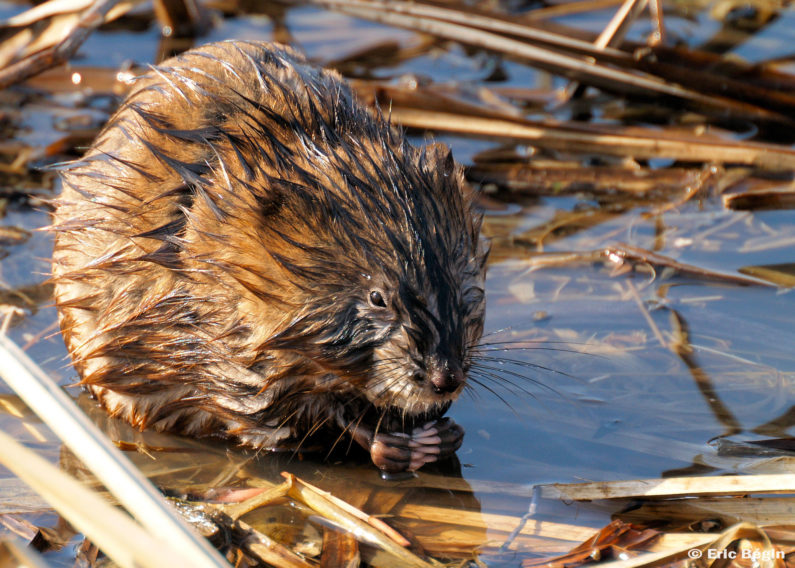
[51,40,487,448]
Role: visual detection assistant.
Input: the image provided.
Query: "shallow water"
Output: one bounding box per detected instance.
[0,1,793,565]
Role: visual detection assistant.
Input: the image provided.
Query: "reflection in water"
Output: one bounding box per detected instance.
[668,309,742,438]
[70,392,488,563]
[753,406,795,438]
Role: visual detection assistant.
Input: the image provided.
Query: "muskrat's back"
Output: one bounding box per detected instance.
[52,41,487,472]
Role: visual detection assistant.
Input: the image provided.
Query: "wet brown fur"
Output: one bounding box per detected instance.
[51,41,487,451]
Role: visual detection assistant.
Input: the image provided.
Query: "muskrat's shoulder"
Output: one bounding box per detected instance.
[58,40,367,203]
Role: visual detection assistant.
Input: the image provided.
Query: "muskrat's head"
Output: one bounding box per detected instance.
[252,137,489,422]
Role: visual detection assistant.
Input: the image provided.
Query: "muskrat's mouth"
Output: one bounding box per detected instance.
[383,404,450,433]
[351,400,452,435]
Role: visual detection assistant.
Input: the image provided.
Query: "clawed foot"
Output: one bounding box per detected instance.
[349,417,464,474]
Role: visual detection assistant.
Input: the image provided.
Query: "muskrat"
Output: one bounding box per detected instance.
[51,40,488,473]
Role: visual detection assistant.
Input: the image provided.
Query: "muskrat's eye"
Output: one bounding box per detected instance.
[369,290,387,308]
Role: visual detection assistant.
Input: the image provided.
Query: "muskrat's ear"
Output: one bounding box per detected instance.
[423,143,455,178]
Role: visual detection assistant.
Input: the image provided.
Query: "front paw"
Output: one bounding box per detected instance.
[370,418,464,473]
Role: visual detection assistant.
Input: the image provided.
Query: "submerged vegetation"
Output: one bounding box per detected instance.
[0,0,793,566]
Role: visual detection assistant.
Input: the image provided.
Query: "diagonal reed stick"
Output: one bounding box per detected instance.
[0,334,229,568]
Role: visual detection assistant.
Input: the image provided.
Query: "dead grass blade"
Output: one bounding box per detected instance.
[215,479,291,521]
[540,474,795,500]
[0,334,228,568]
[169,497,316,568]
[394,502,598,543]
[602,243,776,287]
[520,244,776,287]
[737,264,795,287]
[0,0,143,90]
[523,0,625,21]
[563,0,649,103]
[0,429,188,568]
[582,533,716,568]
[468,162,704,198]
[320,0,629,60]
[648,0,664,44]
[594,0,649,49]
[0,537,50,568]
[1,0,126,27]
[597,523,787,568]
[316,0,792,121]
[233,517,316,568]
[388,108,795,171]
[282,473,432,568]
[620,496,795,526]
[724,185,795,211]
[153,0,210,38]
[522,519,660,568]
[320,528,360,568]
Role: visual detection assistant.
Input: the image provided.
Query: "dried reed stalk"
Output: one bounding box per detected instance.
[0,335,228,568]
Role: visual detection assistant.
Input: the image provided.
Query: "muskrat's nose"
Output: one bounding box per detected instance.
[429,366,464,395]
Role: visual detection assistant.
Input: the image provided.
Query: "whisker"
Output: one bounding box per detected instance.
[470,355,577,379]
[466,373,521,412]
[472,345,601,358]
[298,413,335,455]
[472,339,594,349]
[468,366,543,399]
[476,327,515,339]
[327,407,370,459]
[469,362,562,397]
[460,383,487,405]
